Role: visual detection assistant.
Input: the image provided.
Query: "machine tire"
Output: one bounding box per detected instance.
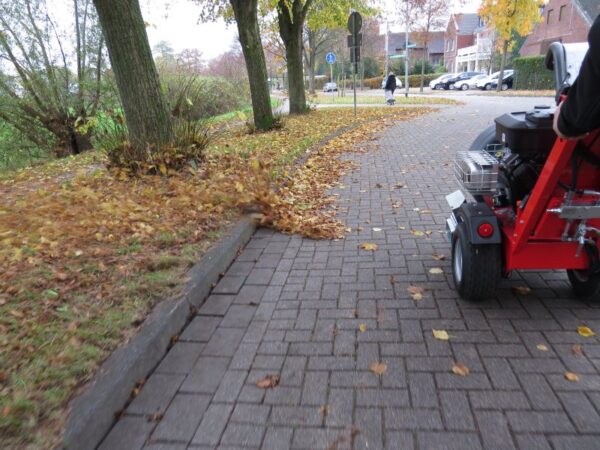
[452,221,501,302]
[460,83,469,91]
[434,84,441,90]
[469,125,497,152]
[567,270,600,299]
[501,83,509,91]
[485,83,492,91]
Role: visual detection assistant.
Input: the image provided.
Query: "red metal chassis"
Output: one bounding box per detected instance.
[485,131,600,271]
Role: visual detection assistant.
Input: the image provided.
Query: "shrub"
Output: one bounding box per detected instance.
[411,59,434,75]
[513,56,554,90]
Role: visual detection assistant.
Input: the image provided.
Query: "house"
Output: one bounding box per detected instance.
[387,31,445,66]
[520,0,598,56]
[444,13,485,72]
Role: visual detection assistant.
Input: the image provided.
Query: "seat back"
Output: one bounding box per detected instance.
[545,41,589,103]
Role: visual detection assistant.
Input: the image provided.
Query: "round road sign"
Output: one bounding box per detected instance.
[347,11,363,35]
[326,52,336,64]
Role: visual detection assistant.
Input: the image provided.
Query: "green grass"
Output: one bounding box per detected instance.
[309,93,459,105]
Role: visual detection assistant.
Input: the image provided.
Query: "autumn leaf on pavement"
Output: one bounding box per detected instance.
[407,285,424,301]
[512,286,531,295]
[572,344,584,356]
[359,243,378,251]
[565,372,580,382]
[370,361,387,375]
[410,230,424,236]
[359,323,367,333]
[452,362,470,377]
[577,326,596,337]
[429,268,443,274]
[536,344,549,352]
[432,253,445,261]
[432,329,449,341]
[256,374,280,389]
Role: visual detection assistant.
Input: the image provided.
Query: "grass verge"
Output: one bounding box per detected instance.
[309,93,460,105]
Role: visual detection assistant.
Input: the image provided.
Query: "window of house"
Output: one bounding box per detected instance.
[547,9,553,24]
[559,5,566,21]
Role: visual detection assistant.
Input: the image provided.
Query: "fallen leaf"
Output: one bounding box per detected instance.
[9,309,24,319]
[536,344,549,352]
[577,326,596,337]
[319,405,329,417]
[256,374,280,389]
[512,286,531,295]
[452,362,470,376]
[370,361,387,375]
[359,323,367,333]
[572,344,583,356]
[407,285,424,301]
[147,412,164,422]
[420,209,433,214]
[372,227,382,232]
[359,243,378,251]
[432,329,449,341]
[55,272,68,281]
[393,183,405,189]
[432,253,446,261]
[410,230,424,236]
[389,275,396,285]
[565,372,580,382]
[429,268,443,274]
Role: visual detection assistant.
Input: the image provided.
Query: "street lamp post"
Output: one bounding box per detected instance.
[404,0,409,98]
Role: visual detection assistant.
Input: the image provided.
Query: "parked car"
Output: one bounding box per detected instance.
[453,74,488,91]
[490,72,515,91]
[476,70,514,90]
[381,76,403,89]
[429,73,456,90]
[323,82,338,92]
[442,71,483,90]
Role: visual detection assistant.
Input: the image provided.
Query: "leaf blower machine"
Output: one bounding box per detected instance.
[446,41,600,302]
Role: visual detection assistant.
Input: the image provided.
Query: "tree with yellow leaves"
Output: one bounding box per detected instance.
[479,0,543,91]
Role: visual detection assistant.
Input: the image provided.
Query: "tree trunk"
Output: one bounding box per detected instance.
[278,0,308,115]
[93,0,173,154]
[230,0,274,130]
[497,39,509,92]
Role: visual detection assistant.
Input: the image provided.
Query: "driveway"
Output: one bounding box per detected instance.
[99,95,600,450]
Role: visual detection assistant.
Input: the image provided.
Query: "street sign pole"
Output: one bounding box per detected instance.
[348,11,362,118]
[326,52,337,102]
[404,1,409,98]
[330,64,334,101]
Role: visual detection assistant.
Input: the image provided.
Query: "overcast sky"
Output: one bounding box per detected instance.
[140,0,482,61]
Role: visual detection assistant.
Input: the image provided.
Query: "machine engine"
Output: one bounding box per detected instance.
[455,106,556,207]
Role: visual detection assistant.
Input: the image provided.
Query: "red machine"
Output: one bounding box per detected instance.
[447,42,600,301]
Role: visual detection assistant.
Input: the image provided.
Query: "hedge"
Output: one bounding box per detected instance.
[364,74,440,89]
[513,55,554,90]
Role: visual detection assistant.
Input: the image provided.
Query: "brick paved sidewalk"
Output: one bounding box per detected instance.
[99,97,600,450]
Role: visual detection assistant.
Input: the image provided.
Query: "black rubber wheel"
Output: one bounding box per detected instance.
[469,125,497,152]
[452,221,501,302]
[567,270,600,299]
[485,83,492,91]
[434,84,441,90]
[460,83,469,91]
[501,83,509,91]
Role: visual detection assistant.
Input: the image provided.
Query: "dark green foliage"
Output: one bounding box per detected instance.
[411,59,434,75]
[0,119,52,171]
[513,56,554,90]
[362,57,381,78]
[163,75,246,121]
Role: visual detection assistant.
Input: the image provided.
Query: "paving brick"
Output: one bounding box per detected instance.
[151,394,211,442]
[469,391,530,410]
[220,305,257,328]
[128,373,185,415]
[219,423,265,447]
[557,391,600,432]
[264,386,302,406]
[212,275,246,294]
[230,404,270,424]
[270,405,323,426]
[482,358,519,390]
[356,389,410,407]
[99,416,155,450]
[514,434,552,450]
[180,356,229,394]
[384,408,444,430]
[416,432,482,450]
[212,370,247,403]
[476,411,515,450]
[202,328,245,356]
[440,391,475,430]
[550,436,600,450]
[155,342,204,374]
[180,316,221,342]
[517,373,562,410]
[354,408,383,450]
[262,427,293,450]
[384,431,414,450]
[506,411,575,433]
[326,388,353,427]
[191,403,234,446]
[197,294,235,316]
[301,371,329,405]
[290,427,347,450]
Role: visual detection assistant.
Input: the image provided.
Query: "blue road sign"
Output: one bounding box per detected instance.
[326,52,336,65]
